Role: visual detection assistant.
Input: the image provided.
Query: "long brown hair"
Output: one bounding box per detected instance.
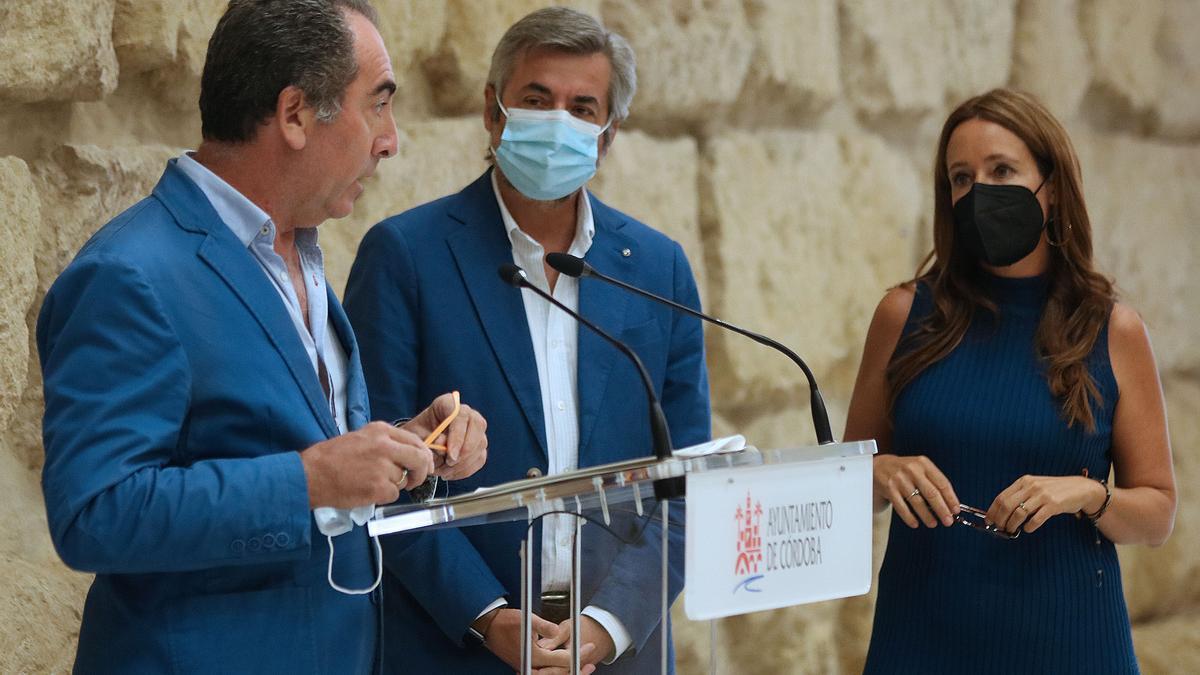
[886,89,1115,431]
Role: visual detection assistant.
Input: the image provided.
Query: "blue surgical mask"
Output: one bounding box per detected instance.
[493,100,611,201]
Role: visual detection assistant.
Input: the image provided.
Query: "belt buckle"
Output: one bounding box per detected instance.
[539,591,572,624]
[540,591,570,604]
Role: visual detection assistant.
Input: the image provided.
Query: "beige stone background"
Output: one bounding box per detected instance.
[1,0,1197,672]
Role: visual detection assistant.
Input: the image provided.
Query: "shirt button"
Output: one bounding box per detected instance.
[556,401,565,411]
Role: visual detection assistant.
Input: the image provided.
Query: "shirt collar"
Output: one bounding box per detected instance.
[491,170,595,257]
[176,152,275,248]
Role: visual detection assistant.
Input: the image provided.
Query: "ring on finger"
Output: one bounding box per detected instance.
[395,468,409,490]
[907,488,921,500]
[1017,501,1027,511]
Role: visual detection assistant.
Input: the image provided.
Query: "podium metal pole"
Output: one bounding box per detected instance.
[710,620,718,675]
[571,498,583,674]
[661,499,669,675]
[521,521,533,675]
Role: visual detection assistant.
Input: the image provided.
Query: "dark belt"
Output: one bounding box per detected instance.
[539,591,572,625]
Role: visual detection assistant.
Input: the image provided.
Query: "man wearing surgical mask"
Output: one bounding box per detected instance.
[344,7,710,673]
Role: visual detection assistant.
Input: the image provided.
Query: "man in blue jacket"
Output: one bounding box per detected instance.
[344,7,711,673]
[37,2,487,672]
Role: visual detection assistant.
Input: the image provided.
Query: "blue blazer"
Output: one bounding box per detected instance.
[38,161,380,674]
[343,170,711,674]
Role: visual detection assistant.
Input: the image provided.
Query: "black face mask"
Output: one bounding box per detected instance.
[953,179,1048,267]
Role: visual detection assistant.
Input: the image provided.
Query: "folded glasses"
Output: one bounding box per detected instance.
[954,504,1021,540]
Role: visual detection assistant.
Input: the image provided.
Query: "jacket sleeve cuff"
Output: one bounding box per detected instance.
[581,605,633,664]
[474,596,508,622]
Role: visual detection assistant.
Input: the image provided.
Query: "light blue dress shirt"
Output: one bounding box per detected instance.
[175,153,349,435]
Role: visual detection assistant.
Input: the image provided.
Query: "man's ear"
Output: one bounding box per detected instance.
[598,120,619,163]
[277,85,312,151]
[483,84,500,134]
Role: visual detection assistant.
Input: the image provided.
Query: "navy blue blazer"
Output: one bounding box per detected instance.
[343,170,711,673]
[38,161,380,674]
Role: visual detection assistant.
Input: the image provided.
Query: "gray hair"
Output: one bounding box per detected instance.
[486,7,637,127]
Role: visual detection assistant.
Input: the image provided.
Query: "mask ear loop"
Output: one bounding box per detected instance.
[495,98,612,137]
[1032,172,1070,247]
[1045,215,1072,247]
[324,391,461,596]
[1034,173,1072,247]
[326,533,383,595]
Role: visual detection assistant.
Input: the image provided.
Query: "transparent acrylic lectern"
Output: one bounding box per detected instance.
[368,439,876,674]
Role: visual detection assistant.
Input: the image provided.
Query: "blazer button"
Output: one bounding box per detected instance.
[231,539,245,555]
[526,467,543,479]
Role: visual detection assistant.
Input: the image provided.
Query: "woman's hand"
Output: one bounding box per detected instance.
[874,454,960,528]
[986,475,1107,534]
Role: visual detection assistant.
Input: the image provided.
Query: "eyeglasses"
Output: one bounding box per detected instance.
[422,390,460,453]
[954,504,1021,540]
[412,391,461,504]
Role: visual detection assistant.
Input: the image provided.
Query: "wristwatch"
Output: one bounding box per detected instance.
[464,624,487,648]
[465,606,502,648]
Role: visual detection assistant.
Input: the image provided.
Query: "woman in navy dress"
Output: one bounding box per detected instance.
[845,89,1176,674]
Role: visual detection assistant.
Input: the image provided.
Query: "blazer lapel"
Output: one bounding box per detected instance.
[445,173,549,457]
[575,196,638,462]
[328,288,370,431]
[154,162,341,439]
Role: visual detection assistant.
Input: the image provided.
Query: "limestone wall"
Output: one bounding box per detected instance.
[1,1,1196,672]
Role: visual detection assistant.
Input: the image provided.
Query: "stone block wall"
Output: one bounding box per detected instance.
[0,1,1196,672]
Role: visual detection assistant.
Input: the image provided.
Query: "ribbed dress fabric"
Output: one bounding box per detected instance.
[862,275,1138,674]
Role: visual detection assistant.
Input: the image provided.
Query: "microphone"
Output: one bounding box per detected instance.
[545,252,835,445]
[497,264,675,466]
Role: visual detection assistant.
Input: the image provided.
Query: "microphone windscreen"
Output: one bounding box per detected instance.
[545,252,587,278]
[497,263,525,287]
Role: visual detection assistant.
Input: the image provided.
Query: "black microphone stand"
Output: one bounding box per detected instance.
[546,252,835,445]
[497,264,682,500]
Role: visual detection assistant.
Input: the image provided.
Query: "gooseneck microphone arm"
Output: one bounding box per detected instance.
[497,264,675,463]
[545,252,835,445]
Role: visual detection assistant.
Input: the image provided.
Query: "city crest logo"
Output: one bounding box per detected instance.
[733,491,764,594]
[732,489,835,595]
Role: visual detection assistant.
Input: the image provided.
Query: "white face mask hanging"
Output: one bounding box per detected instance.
[314,392,459,595]
[316,505,383,595]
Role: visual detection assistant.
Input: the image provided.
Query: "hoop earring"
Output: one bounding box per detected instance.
[1046,216,1072,247]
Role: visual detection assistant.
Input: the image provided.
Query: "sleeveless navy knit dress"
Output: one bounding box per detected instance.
[862,275,1138,674]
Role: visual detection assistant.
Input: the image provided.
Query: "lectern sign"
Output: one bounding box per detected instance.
[685,452,873,620]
